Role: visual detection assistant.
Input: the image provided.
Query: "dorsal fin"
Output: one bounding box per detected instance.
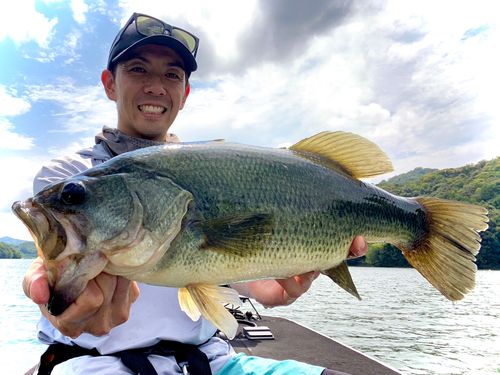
[289,131,394,179]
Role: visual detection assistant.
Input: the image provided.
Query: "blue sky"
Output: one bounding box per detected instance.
[1,0,499,240]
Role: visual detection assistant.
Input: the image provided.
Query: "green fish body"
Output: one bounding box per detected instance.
[13,132,489,337]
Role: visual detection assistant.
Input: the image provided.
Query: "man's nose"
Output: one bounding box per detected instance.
[144,75,166,96]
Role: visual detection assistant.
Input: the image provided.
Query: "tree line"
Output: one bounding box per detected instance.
[0,241,37,259]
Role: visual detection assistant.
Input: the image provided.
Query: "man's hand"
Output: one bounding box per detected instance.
[243,236,368,307]
[23,257,140,338]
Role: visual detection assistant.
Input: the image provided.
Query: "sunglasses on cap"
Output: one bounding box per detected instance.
[108,13,199,71]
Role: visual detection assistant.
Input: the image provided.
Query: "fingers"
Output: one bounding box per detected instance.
[347,236,368,259]
[108,278,140,328]
[248,270,321,308]
[39,274,139,339]
[29,276,51,305]
[275,271,320,299]
[248,279,294,307]
[23,257,50,304]
[41,278,104,338]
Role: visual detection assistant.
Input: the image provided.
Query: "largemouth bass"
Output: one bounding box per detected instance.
[13,131,489,338]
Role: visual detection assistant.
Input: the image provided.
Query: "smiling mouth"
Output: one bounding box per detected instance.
[139,105,167,114]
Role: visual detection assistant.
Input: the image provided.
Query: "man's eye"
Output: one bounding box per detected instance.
[131,67,146,72]
[166,72,180,79]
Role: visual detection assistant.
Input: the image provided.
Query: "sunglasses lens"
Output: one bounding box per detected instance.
[172,29,197,53]
[136,16,167,36]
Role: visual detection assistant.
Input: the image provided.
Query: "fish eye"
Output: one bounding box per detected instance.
[60,182,86,205]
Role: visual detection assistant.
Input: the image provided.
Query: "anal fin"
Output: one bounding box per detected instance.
[322,261,361,300]
[178,287,202,322]
[178,284,241,339]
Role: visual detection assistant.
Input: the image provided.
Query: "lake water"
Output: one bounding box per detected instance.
[1,259,499,374]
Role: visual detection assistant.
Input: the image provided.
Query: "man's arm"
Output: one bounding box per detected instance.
[233,236,368,307]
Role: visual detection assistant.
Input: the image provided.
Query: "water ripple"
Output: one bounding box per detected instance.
[1,261,499,374]
[253,267,500,375]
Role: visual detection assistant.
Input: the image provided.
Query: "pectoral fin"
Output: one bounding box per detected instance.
[178,284,241,339]
[322,261,361,300]
[201,214,274,257]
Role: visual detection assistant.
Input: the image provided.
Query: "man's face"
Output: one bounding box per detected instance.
[102,44,190,141]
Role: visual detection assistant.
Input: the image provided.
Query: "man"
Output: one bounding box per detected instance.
[23,13,368,375]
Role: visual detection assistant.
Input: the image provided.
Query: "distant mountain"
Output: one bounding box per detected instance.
[16,241,38,258]
[0,236,28,246]
[0,242,23,259]
[381,167,439,184]
[0,237,37,259]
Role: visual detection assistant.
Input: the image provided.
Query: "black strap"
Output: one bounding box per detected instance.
[37,340,211,375]
[38,343,100,374]
[184,344,211,374]
[114,349,158,374]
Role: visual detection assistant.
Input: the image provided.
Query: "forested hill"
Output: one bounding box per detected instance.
[374,157,500,269]
[0,238,37,259]
[381,167,438,184]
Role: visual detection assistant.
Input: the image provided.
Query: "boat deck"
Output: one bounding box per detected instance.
[231,315,402,375]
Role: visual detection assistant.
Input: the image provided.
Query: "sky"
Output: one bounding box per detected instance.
[0,0,499,241]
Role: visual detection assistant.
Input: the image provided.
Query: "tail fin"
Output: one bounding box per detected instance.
[401,197,488,301]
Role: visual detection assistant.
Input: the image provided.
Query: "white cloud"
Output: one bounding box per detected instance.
[71,0,89,24]
[0,156,41,213]
[0,155,49,242]
[0,213,36,242]
[0,86,34,150]
[1,170,37,240]
[0,86,31,116]
[48,136,95,157]
[27,79,117,134]
[170,0,499,180]
[1,1,83,63]
[118,0,259,62]
[22,29,83,64]
[0,0,58,47]
[3,0,496,189]
[0,119,34,150]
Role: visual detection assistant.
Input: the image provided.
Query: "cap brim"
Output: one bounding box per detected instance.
[111,34,197,72]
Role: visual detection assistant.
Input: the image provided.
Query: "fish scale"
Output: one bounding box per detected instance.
[12,131,489,338]
[128,143,429,287]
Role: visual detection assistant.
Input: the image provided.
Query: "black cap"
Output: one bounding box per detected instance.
[107,14,198,73]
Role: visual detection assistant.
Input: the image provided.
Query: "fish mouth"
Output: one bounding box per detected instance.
[44,251,108,316]
[47,289,74,316]
[12,198,107,316]
[12,199,68,261]
[12,199,62,259]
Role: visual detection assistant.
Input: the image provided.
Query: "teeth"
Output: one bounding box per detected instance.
[140,105,165,114]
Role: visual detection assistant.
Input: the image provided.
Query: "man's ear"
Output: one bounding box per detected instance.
[101,70,117,102]
[180,83,190,110]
